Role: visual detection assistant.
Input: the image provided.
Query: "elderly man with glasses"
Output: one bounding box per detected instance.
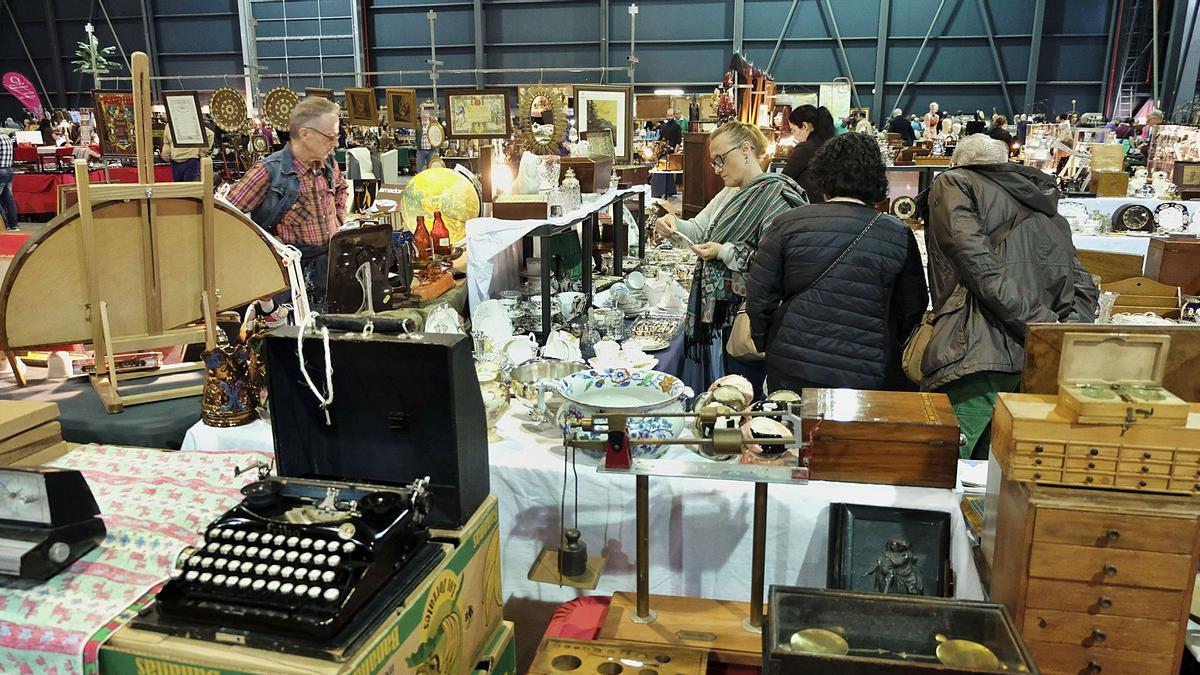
[226,96,348,308]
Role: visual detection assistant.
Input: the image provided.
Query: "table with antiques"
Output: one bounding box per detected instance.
[179,403,986,644]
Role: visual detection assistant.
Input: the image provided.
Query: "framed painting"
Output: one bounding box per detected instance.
[344,88,378,127]
[92,90,138,157]
[386,88,417,128]
[443,89,511,139]
[827,503,952,598]
[162,90,207,148]
[304,87,335,103]
[574,85,633,162]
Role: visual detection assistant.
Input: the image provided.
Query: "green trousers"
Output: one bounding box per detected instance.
[938,371,1022,460]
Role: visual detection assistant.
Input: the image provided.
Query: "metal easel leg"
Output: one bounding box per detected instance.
[630,473,657,624]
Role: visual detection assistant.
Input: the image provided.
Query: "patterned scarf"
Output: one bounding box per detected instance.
[686,171,808,344]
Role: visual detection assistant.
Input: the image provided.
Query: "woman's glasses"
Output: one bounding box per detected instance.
[709,146,740,170]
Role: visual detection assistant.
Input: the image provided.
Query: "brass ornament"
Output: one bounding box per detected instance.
[788,628,849,655]
[210,87,248,133]
[517,85,568,155]
[201,330,258,428]
[262,87,299,130]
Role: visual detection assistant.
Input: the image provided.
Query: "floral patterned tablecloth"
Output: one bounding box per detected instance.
[0,444,272,675]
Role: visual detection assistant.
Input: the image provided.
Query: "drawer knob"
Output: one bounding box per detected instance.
[1088,661,1103,673]
[1143,451,1152,459]
[1087,462,1096,469]
[1098,596,1113,609]
[1034,445,1044,453]
[1138,480,1148,488]
[1086,476,1095,483]
[1141,465,1150,473]
[1103,565,1118,577]
[1034,458,1043,465]
[1091,628,1106,642]
[1106,529,1120,541]
[1034,472,1042,480]
[1090,447,1100,456]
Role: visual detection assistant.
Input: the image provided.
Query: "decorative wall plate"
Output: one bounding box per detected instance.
[891,196,917,220]
[1058,200,1090,232]
[1111,203,1154,232]
[209,87,248,133]
[1155,202,1189,233]
[261,87,298,130]
[426,121,446,148]
[250,133,268,154]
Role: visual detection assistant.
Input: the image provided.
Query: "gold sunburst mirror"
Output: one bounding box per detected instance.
[517,86,567,155]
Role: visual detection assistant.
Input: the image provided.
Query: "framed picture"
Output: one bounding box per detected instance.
[92,90,138,157]
[386,88,417,128]
[344,88,378,127]
[162,90,207,148]
[827,503,952,598]
[304,87,335,103]
[574,85,633,162]
[443,89,511,139]
[582,128,614,160]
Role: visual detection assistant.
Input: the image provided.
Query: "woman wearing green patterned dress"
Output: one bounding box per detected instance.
[654,121,808,398]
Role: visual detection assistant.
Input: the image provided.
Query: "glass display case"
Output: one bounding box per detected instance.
[1146,124,1200,177]
[765,586,1037,674]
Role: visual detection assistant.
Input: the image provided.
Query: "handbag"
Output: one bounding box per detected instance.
[727,210,884,361]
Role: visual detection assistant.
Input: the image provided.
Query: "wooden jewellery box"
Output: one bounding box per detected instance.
[1053,332,1189,427]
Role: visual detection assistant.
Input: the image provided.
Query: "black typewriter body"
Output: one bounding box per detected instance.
[155,476,432,642]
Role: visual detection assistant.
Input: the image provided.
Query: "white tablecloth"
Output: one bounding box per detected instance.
[182,409,985,612]
[464,185,652,311]
[1071,234,1152,257]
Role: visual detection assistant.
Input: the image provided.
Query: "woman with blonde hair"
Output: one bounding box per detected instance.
[655,121,807,397]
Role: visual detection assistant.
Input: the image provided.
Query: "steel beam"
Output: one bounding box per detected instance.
[1173,3,1200,118]
[821,0,860,108]
[733,0,745,54]
[473,0,485,88]
[1161,0,1198,117]
[1100,0,1119,116]
[891,0,947,114]
[976,0,1015,114]
[42,0,67,107]
[599,0,608,84]
[766,0,801,74]
[872,0,890,126]
[1023,0,1044,115]
[138,0,161,98]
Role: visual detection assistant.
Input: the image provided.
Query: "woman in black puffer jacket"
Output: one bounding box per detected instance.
[746,133,929,392]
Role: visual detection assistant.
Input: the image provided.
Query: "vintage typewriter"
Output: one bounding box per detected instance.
[154,475,438,643]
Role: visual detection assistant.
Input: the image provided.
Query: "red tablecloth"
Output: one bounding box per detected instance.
[13,165,174,215]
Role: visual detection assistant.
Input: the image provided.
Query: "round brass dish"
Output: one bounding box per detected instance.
[934,634,1000,670]
[262,87,299,130]
[210,87,248,132]
[788,629,849,655]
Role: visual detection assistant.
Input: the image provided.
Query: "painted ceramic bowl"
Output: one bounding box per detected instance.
[554,368,692,459]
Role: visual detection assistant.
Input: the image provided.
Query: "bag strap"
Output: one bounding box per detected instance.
[794,210,885,299]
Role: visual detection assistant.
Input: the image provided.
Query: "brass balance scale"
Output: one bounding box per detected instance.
[788,628,1012,670]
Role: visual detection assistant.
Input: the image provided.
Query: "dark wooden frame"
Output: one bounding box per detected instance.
[91,90,138,157]
[442,88,512,140]
[343,87,378,127]
[574,85,634,162]
[161,90,207,148]
[827,503,952,598]
[385,87,417,128]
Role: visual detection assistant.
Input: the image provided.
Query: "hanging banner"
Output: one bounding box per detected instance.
[819,81,851,120]
[3,72,44,119]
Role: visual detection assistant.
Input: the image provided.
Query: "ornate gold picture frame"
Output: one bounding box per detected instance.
[517,85,567,155]
[344,88,378,127]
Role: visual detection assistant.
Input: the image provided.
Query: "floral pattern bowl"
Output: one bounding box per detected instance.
[553,368,692,459]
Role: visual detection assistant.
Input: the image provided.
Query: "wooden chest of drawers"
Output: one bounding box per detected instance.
[988,479,1200,675]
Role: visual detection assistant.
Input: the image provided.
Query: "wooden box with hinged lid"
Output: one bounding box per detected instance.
[801,389,961,489]
[1053,332,1189,427]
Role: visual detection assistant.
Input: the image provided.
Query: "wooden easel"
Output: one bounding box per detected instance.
[71,51,217,413]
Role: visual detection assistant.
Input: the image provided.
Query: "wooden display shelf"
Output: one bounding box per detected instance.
[598,592,763,666]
